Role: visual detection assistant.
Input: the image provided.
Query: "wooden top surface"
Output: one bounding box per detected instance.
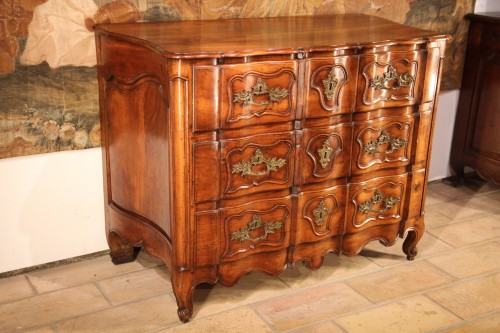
[95,14,449,58]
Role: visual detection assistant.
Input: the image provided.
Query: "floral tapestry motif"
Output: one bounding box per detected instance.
[0,0,475,159]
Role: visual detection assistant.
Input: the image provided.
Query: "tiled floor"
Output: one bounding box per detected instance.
[1,178,500,333]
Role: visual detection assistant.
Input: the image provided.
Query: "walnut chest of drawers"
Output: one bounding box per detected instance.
[94,15,448,322]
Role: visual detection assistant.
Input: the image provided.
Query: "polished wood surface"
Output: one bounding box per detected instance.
[95,15,448,322]
[451,13,500,185]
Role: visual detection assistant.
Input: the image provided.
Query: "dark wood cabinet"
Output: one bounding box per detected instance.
[94,15,448,322]
[451,13,500,185]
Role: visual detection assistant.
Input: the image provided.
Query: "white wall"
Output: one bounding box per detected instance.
[1,0,500,273]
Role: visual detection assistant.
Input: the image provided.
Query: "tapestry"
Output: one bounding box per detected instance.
[0,0,475,159]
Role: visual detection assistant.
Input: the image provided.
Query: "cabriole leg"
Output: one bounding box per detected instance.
[402,222,424,261]
[172,271,195,323]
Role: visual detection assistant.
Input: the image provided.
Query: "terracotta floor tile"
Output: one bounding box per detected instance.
[193,272,290,318]
[0,284,109,333]
[427,215,500,248]
[158,306,272,333]
[361,232,453,267]
[252,282,372,331]
[97,267,172,304]
[22,328,56,333]
[284,320,345,333]
[335,295,461,333]
[439,311,500,333]
[27,256,144,294]
[56,294,179,333]
[278,253,380,289]
[427,242,500,279]
[426,272,500,319]
[424,209,454,228]
[0,275,35,304]
[429,196,500,221]
[347,260,455,303]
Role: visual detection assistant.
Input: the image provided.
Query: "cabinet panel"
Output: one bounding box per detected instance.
[303,57,358,118]
[221,131,295,198]
[220,197,292,262]
[220,62,298,129]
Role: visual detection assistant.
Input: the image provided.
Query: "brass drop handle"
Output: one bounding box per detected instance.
[231,215,283,242]
[357,190,401,214]
[363,130,407,155]
[233,78,289,106]
[232,149,286,176]
[370,65,415,90]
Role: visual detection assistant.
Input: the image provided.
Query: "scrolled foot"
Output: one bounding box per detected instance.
[402,226,423,261]
[177,307,192,323]
[405,246,418,261]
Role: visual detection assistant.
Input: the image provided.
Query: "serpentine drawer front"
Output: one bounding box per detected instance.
[94,15,448,322]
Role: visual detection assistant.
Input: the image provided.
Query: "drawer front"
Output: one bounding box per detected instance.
[357,51,423,111]
[296,186,347,244]
[221,62,298,129]
[352,115,414,174]
[303,57,358,118]
[220,197,292,262]
[221,132,295,198]
[299,124,352,184]
[346,174,408,234]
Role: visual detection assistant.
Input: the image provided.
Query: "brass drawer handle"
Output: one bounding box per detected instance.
[231,215,283,242]
[370,65,414,90]
[318,139,333,168]
[358,190,401,214]
[363,130,407,155]
[232,149,286,176]
[233,78,289,106]
[322,68,338,101]
[313,200,329,226]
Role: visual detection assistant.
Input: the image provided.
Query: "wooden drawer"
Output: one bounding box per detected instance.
[221,131,295,198]
[220,62,298,129]
[295,186,347,245]
[303,57,358,118]
[220,196,292,262]
[352,115,414,175]
[345,174,408,234]
[298,123,352,184]
[357,51,423,111]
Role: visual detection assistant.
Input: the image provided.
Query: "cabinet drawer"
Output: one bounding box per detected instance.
[346,174,407,234]
[220,196,292,262]
[352,115,414,174]
[220,62,298,129]
[299,123,352,184]
[357,51,423,111]
[221,131,295,198]
[303,57,358,118]
[296,186,347,245]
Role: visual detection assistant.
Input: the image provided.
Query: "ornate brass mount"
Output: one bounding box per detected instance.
[233,78,289,106]
[318,140,334,168]
[231,215,283,242]
[322,68,339,101]
[232,149,286,176]
[363,131,407,155]
[358,190,401,214]
[370,65,414,90]
[312,200,329,226]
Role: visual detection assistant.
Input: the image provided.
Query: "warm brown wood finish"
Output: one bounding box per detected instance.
[451,13,500,185]
[94,15,448,322]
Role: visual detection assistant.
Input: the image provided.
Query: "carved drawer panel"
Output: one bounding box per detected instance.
[220,62,298,129]
[299,123,352,184]
[295,186,347,245]
[352,115,414,174]
[221,131,295,198]
[220,196,292,262]
[303,57,358,118]
[357,51,423,111]
[346,173,408,234]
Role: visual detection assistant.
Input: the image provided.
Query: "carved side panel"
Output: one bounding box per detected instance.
[299,124,352,184]
[352,115,414,174]
[347,174,407,233]
[220,197,292,261]
[221,62,297,128]
[104,75,171,235]
[221,132,295,197]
